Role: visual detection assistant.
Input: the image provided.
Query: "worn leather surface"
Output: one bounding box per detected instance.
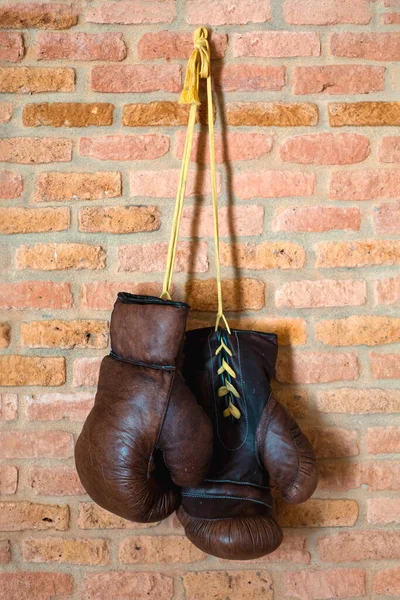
[75,293,213,523]
[178,327,318,559]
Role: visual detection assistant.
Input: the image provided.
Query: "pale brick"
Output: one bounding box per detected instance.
[130,169,220,198]
[185,0,271,25]
[37,32,126,61]
[0,67,74,93]
[316,315,400,346]
[0,171,23,199]
[24,392,94,422]
[120,536,204,563]
[283,569,365,600]
[371,353,400,379]
[375,276,400,305]
[234,171,315,199]
[0,207,69,234]
[23,103,114,127]
[274,206,360,232]
[276,351,359,384]
[318,531,400,562]
[367,461,400,491]
[366,427,400,454]
[16,243,105,270]
[0,356,65,386]
[304,427,359,458]
[276,279,366,309]
[317,388,400,414]
[214,65,285,92]
[379,136,400,163]
[138,31,227,60]
[0,281,72,310]
[183,571,273,600]
[368,499,400,524]
[220,241,305,270]
[329,102,400,127]
[21,320,109,349]
[181,205,264,238]
[79,206,160,234]
[0,465,18,495]
[374,566,400,596]
[175,131,272,164]
[0,431,73,459]
[87,0,177,24]
[91,65,181,93]
[118,241,208,273]
[281,133,370,164]
[79,134,169,161]
[0,502,69,531]
[22,538,109,565]
[81,282,161,310]
[0,3,78,29]
[0,393,18,420]
[82,572,173,600]
[73,358,102,387]
[227,102,318,127]
[293,65,384,95]
[284,0,372,24]
[316,241,400,268]
[278,499,359,527]
[374,201,400,234]
[0,138,72,163]
[35,172,121,202]
[252,536,310,564]
[185,279,265,311]
[28,466,85,496]
[78,503,158,530]
[233,31,319,57]
[0,32,24,62]
[331,170,400,201]
[332,32,400,61]
[0,540,11,564]
[0,102,13,123]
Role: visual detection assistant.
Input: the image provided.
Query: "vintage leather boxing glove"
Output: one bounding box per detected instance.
[75,292,213,523]
[177,326,318,559]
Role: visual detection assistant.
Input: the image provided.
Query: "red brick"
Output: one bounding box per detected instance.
[379,136,400,163]
[35,172,121,202]
[37,32,126,61]
[304,427,359,458]
[274,206,360,232]
[138,31,227,60]
[278,499,359,528]
[0,207,69,234]
[374,201,400,234]
[367,461,400,491]
[284,0,371,24]
[23,103,114,128]
[81,282,161,310]
[186,279,265,312]
[375,277,400,305]
[79,135,169,161]
[233,31,320,57]
[0,572,72,600]
[118,241,208,273]
[374,566,400,596]
[24,392,94,422]
[91,65,181,93]
[21,320,109,349]
[293,65,384,95]
[251,536,310,564]
[86,0,177,24]
[0,67,74,93]
[0,465,18,495]
[130,169,221,198]
[0,171,23,199]
[185,0,271,25]
[383,12,400,24]
[22,537,109,565]
[73,357,102,387]
[0,502,69,531]
[0,138,72,164]
[331,32,400,61]
[276,279,366,309]
[317,462,363,492]
[316,241,400,268]
[316,315,400,346]
[213,64,285,92]
[0,430,73,459]
[276,351,359,384]
[331,169,400,201]
[318,531,400,562]
[82,572,173,600]
[283,569,366,600]
[0,393,18,420]
[317,388,400,414]
[17,243,105,271]
[175,131,272,164]
[0,540,11,564]
[234,170,315,199]
[272,388,309,419]
[220,241,305,270]
[366,427,400,454]
[227,102,318,127]
[120,536,204,563]
[181,205,264,237]
[183,571,273,600]
[371,353,400,379]
[0,356,65,386]
[281,133,370,164]
[0,281,72,310]
[0,102,13,123]
[79,206,160,234]
[0,3,78,29]
[0,32,24,62]
[78,503,158,530]
[0,322,10,347]
[28,467,85,496]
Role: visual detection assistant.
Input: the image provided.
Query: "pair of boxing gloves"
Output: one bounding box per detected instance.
[75,293,318,560]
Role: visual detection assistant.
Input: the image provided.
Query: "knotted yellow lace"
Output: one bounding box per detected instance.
[161,27,240,419]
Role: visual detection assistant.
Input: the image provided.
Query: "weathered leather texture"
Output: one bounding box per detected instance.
[75,293,213,523]
[178,327,318,560]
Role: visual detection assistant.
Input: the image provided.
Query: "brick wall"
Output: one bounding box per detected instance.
[0,1,399,598]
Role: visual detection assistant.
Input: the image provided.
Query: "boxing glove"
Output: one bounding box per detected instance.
[75,293,213,523]
[177,326,318,560]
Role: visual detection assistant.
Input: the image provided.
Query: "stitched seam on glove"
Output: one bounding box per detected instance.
[204,478,270,490]
[109,351,176,371]
[181,492,272,508]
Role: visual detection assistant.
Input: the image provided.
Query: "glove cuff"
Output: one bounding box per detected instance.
[110,293,189,367]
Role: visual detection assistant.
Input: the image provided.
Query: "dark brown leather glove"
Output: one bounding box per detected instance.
[177,327,318,560]
[75,293,213,523]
